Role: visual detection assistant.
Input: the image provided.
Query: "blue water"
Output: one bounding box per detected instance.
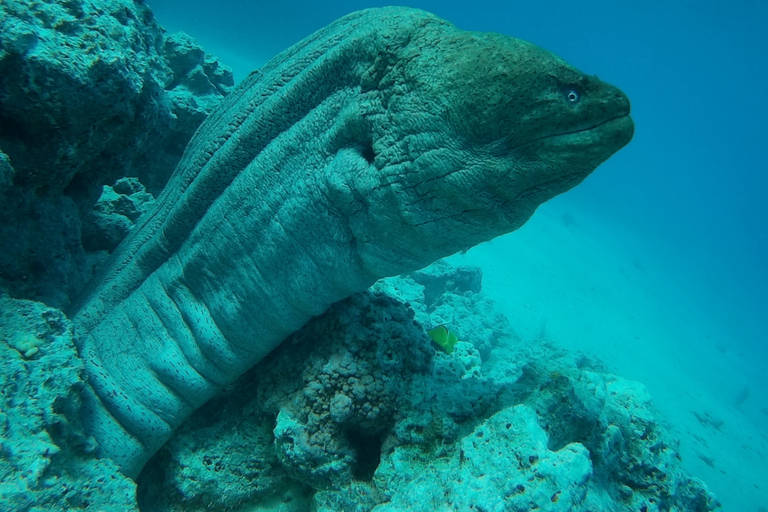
[147,0,768,508]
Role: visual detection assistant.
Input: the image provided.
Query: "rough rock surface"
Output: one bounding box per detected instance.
[372,405,593,511]
[0,0,233,193]
[263,293,433,489]
[0,258,719,512]
[136,262,718,512]
[0,0,233,307]
[81,177,156,252]
[0,297,138,511]
[0,173,93,307]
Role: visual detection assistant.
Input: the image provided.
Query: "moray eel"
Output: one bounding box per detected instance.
[71,7,633,477]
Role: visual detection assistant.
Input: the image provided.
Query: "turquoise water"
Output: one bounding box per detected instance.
[144,0,768,509]
[2,1,766,510]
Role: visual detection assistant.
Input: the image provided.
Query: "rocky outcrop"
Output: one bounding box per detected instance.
[0,0,233,307]
[0,253,718,512]
[0,297,138,511]
[137,262,719,512]
[81,177,156,252]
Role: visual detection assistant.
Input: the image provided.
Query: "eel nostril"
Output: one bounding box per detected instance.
[361,144,375,164]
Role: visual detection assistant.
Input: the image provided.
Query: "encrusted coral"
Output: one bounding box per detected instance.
[0,0,233,306]
[0,297,138,511]
[259,292,433,489]
[138,261,719,512]
[81,177,156,251]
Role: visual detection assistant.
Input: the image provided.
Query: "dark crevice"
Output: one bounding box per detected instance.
[347,429,386,481]
[361,143,376,164]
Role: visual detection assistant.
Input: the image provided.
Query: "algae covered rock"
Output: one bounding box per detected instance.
[137,261,718,512]
[0,297,138,511]
[81,177,156,252]
[0,0,172,191]
[263,292,433,489]
[0,176,89,307]
[0,0,233,192]
[0,0,233,307]
[373,405,592,512]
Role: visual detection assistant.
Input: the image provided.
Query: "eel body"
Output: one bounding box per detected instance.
[71,7,634,477]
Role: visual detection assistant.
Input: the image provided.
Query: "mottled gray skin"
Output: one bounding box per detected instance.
[71,7,633,478]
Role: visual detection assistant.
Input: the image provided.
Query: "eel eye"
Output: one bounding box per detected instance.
[565,89,580,103]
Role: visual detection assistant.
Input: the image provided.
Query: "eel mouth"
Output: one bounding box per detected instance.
[544,113,635,155]
[508,114,634,203]
[545,113,634,146]
[509,113,634,155]
[589,113,634,138]
[589,113,635,150]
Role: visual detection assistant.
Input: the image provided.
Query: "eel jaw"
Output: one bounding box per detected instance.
[513,113,636,203]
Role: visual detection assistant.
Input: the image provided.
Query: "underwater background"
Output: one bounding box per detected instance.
[144,0,768,509]
[1,0,766,511]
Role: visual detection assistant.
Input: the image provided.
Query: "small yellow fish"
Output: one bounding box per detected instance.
[427,325,460,354]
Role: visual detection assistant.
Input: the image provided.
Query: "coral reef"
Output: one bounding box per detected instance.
[0,0,233,193]
[0,0,233,307]
[0,297,138,511]
[136,261,719,512]
[0,257,718,512]
[371,405,594,511]
[264,293,433,489]
[81,177,156,252]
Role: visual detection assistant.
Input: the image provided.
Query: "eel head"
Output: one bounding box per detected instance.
[328,20,634,276]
